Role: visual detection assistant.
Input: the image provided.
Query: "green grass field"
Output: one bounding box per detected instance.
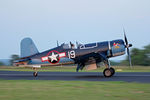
[0,66,150,100]
[0,65,150,72]
[0,80,150,100]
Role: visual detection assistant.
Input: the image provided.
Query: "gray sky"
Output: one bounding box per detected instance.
[0,0,150,60]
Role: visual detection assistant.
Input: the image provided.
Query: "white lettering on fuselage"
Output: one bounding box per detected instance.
[68,50,75,58]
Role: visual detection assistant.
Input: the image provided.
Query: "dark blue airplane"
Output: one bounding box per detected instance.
[14,31,132,77]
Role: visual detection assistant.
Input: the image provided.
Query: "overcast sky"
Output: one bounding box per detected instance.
[0,0,150,60]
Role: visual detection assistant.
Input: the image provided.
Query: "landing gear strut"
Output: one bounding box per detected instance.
[103,60,115,77]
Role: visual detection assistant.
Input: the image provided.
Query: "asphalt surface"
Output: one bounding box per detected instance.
[0,71,150,83]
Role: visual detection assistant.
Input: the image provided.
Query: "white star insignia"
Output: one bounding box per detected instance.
[48,52,59,62]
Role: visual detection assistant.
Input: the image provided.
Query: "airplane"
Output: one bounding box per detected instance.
[14,30,132,77]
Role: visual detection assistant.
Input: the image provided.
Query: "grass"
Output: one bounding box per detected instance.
[0,65,150,72]
[0,66,150,100]
[0,80,150,100]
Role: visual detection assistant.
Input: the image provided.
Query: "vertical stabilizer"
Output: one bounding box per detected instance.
[21,38,39,58]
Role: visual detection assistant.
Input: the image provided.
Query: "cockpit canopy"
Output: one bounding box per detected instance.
[60,42,82,49]
[61,43,70,49]
[60,42,98,49]
[79,43,97,49]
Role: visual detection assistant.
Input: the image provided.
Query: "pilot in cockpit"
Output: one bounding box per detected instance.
[61,42,81,49]
[70,42,75,49]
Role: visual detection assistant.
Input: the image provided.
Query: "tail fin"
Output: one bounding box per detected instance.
[21,38,39,58]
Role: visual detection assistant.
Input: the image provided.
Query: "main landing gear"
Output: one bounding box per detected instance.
[103,60,115,77]
[103,67,115,77]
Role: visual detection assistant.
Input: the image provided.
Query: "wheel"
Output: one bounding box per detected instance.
[33,72,38,77]
[103,68,113,77]
[110,67,115,76]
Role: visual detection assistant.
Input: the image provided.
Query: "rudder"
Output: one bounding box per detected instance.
[21,38,39,58]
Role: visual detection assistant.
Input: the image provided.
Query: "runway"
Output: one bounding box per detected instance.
[0,71,150,83]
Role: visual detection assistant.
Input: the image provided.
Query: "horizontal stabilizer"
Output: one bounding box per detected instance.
[21,38,39,58]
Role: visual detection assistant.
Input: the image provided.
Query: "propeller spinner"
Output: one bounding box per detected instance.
[123,29,133,68]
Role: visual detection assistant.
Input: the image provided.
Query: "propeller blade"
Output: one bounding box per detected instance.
[127,48,132,68]
[123,28,132,68]
[124,29,128,45]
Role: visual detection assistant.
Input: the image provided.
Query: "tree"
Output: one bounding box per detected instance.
[10,54,19,65]
[143,44,150,65]
[130,48,146,66]
[121,44,150,66]
[0,62,4,66]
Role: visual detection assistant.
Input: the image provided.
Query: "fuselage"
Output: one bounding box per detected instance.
[15,39,125,66]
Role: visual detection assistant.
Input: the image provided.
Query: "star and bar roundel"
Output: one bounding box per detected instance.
[41,50,66,64]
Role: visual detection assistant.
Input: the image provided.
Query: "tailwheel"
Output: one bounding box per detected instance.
[33,72,38,77]
[103,68,114,77]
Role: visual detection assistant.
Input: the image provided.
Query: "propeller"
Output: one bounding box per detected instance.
[123,29,133,68]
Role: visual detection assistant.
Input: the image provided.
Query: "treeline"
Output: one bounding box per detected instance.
[0,55,19,66]
[0,62,4,66]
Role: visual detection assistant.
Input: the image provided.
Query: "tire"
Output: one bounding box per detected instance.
[33,72,38,77]
[110,67,115,76]
[103,68,113,77]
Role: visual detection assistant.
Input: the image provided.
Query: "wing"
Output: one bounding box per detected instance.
[75,52,107,72]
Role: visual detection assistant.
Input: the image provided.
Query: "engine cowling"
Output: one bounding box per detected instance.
[107,39,125,57]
